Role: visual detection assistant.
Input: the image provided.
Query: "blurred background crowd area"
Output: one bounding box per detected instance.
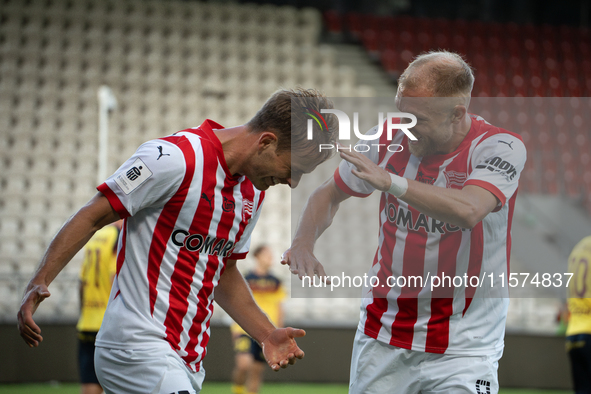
[0,0,590,334]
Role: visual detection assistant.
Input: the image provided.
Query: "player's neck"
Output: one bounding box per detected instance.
[215,125,258,176]
[441,115,472,155]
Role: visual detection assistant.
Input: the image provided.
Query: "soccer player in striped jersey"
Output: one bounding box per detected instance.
[566,235,591,394]
[283,52,526,393]
[17,88,337,394]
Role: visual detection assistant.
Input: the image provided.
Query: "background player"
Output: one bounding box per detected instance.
[230,244,285,394]
[17,88,337,394]
[282,52,526,393]
[77,220,122,394]
[566,235,591,394]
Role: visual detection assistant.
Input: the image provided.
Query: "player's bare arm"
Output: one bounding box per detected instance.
[17,193,120,347]
[339,149,498,228]
[282,178,350,280]
[215,260,305,371]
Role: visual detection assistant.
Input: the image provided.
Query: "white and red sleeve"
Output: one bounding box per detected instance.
[97,139,186,217]
[334,125,381,197]
[465,132,526,211]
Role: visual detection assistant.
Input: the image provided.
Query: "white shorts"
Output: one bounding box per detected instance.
[349,330,502,394]
[95,345,206,394]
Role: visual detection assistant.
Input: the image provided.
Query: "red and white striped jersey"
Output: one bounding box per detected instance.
[334,115,526,355]
[95,120,265,372]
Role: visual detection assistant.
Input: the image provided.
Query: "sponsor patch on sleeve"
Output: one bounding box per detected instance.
[114,158,153,194]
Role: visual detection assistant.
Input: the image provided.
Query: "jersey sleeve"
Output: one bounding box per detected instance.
[97,139,186,218]
[227,193,265,260]
[334,125,382,197]
[465,132,527,211]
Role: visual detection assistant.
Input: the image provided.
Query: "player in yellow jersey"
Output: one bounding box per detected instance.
[230,245,286,394]
[566,235,591,394]
[77,220,122,394]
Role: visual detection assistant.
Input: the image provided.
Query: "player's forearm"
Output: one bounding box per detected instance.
[28,193,119,289]
[292,179,347,248]
[216,262,275,344]
[399,182,495,229]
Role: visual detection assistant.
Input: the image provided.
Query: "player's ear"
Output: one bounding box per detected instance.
[258,132,278,151]
[451,105,467,124]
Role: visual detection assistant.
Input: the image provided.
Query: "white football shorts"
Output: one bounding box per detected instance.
[349,330,502,394]
[95,345,206,394]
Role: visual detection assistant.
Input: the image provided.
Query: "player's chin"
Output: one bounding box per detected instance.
[251,179,270,191]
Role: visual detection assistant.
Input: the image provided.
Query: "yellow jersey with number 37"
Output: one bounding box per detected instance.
[76,225,120,333]
[566,235,591,336]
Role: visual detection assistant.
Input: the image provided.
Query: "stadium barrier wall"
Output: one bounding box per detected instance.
[0,324,572,389]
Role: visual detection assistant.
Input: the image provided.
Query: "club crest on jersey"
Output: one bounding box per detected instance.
[443,170,467,189]
[242,199,254,222]
[171,230,234,257]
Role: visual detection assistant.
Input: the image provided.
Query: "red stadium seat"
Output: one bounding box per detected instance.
[324,10,342,34]
[542,160,559,195]
[345,12,364,40]
[380,49,399,77]
[362,29,379,58]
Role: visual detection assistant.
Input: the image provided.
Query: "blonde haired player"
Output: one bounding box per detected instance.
[566,235,591,393]
[230,245,286,394]
[283,52,526,393]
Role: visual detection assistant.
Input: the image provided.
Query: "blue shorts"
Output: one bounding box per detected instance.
[78,331,99,385]
[233,334,265,363]
[566,333,591,393]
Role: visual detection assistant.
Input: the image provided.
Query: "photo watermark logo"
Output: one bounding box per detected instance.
[306,109,418,152]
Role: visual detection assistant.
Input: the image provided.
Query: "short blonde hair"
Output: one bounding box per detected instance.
[398,51,474,97]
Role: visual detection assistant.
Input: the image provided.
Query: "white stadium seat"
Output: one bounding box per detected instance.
[0,0,373,323]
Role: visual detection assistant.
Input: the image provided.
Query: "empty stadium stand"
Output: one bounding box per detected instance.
[0,0,375,324]
[1,0,590,334]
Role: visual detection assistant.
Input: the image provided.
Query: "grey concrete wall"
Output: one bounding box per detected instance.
[0,324,573,390]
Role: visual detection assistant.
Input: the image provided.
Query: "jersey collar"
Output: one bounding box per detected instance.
[195,119,242,182]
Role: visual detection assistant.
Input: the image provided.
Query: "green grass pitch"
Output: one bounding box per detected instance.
[0,382,572,394]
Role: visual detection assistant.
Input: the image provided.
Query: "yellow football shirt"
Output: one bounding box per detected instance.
[566,235,591,336]
[230,271,286,336]
[76,225,119,333]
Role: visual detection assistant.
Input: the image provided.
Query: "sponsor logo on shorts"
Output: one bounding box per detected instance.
[476,379,491,394]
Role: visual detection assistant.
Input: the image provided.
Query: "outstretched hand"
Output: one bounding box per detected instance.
[281,246,330,284]
[17,283,51,347]
[261,327,306,371]
[339,149,391,192]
